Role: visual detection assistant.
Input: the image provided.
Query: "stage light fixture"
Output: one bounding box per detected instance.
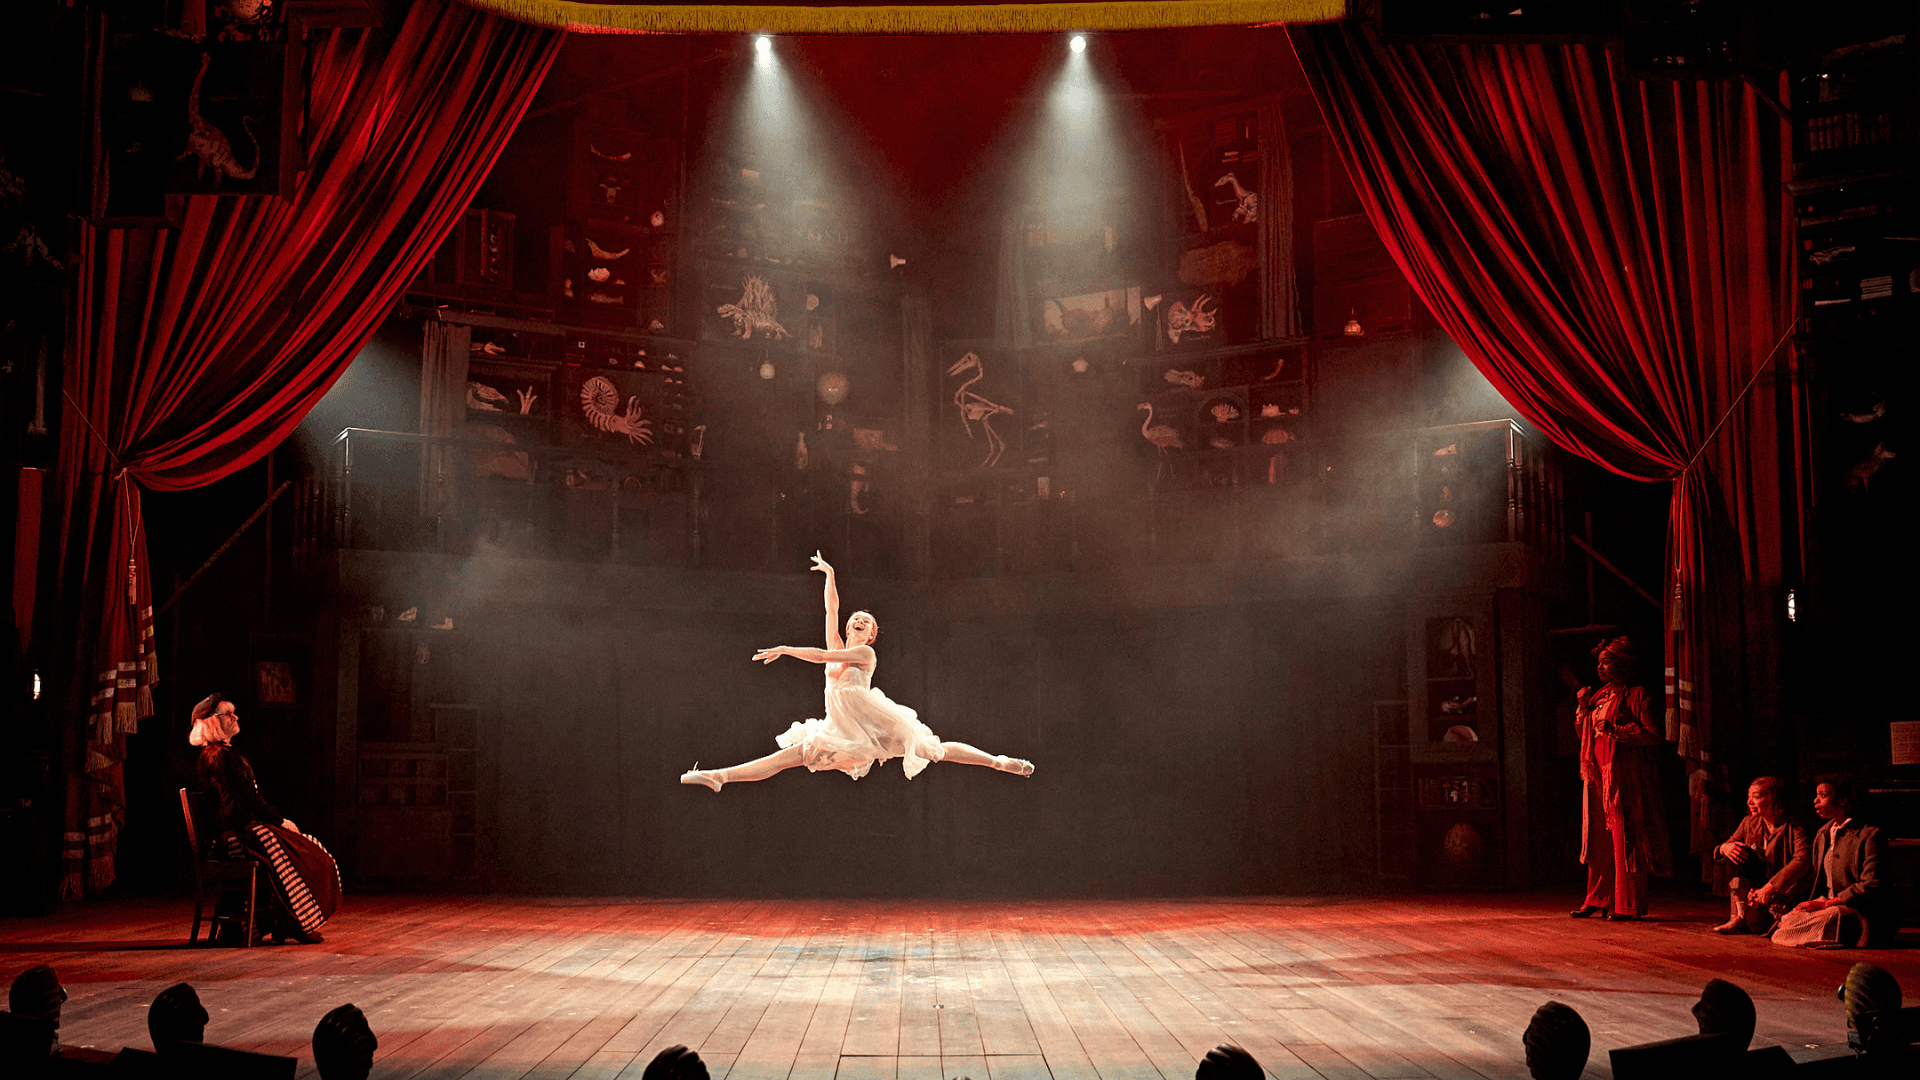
[1070,34,1086,54]
[1343,308,1364,336]
[755,35,772,56]
[1786,588,1797,623]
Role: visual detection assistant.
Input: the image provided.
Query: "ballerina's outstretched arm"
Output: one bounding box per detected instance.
[814,551,843,650]
[752,644,874,666]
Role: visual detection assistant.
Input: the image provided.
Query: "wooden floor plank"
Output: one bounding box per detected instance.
[960,929,1043,1058]
[895,1054,944,1080]
[1057,914,1216,1080]
[842,926,908,1058]
[982,1054,1052,1080]
[933,930,987,1061]
[732,921,845,1078]
[899,926,943,1059]
[835,1055,898,1080]
[797,919,871,1060]
[7,894,1904,1080]
[989,929,1104,1080]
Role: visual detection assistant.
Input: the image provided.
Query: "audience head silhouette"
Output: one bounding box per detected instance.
[148,982,209,1049]
[1838,962,1904,1056]
[1522,1001,1590,1080]
[1194,1043,1262,1079]
[642,1045,710,1080]
[1840,961,1901,1016]
[313,1003,377,1080]
[1691,978,1756,1047]
[8,965,66,1024]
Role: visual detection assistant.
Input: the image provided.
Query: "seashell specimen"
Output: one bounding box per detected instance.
[579,376,653,445]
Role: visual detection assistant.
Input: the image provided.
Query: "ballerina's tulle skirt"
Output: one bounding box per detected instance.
[777,684,946,779]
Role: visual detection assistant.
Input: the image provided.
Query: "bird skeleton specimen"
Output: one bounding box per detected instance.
[947,352,1014,468]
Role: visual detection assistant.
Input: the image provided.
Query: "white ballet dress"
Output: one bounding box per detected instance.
[777,659,946,780]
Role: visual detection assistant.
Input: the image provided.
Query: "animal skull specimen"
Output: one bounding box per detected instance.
[1166,295,1216,344]
[466,382,508,411]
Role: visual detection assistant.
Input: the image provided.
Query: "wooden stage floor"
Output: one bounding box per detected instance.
[4,894,1916,1080]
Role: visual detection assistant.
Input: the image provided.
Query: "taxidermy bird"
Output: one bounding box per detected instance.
[1138,403,1183,451]
[1139,403,1183,485]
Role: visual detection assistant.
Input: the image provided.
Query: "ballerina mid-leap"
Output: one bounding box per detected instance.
[680,553,1034,791]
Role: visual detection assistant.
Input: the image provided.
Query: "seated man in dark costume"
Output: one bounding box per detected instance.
[190,693,342,945]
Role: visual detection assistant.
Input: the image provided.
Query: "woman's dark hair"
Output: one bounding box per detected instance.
[1813,774,1860,813]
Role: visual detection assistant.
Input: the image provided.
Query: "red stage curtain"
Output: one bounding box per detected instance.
[54,0,561,896]
[1288,23,1789,861]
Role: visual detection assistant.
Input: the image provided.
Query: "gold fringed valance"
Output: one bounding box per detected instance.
[456,1,1347,35]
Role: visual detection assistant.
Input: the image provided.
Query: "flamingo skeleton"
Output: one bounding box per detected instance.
[947,352,1014,468]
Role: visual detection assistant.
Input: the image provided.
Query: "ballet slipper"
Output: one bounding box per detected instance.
[680,766,724,792]
[993,755,1034,777]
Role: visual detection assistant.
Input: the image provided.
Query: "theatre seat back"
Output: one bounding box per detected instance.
[1609,1031,1746,1079]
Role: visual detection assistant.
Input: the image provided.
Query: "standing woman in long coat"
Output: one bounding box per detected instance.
[1569,637,1671,920]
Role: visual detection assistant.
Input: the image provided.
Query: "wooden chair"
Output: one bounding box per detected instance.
[180,788,259,947]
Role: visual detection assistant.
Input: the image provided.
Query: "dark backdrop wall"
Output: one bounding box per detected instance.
[339,551,1405,896]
